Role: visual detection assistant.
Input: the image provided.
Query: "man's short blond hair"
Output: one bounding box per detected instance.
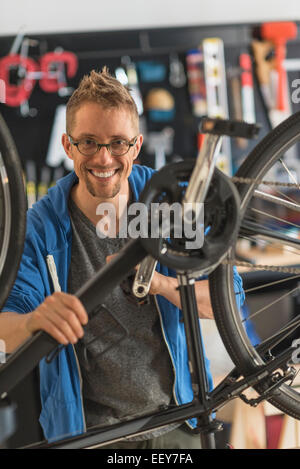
[66,67,139,134]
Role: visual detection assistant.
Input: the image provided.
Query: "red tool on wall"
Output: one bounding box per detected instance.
[0,54,38,107]
[0,33,78,115]
[261,22,297,114]
[39,50,78,95]
[239,52,256,124]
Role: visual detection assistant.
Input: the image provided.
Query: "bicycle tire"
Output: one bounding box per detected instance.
[209,110,300,419]
[0,113,26,311]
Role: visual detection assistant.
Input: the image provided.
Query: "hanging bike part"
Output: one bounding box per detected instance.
[210,110,300,419]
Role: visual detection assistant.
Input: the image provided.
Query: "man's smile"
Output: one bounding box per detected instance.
[87,168,120,180]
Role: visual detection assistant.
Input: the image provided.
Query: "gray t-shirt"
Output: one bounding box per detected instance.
[67,195,178,438]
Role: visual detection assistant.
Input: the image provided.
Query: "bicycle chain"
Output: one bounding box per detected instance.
[221,176,300,274]
[231,176,299,189]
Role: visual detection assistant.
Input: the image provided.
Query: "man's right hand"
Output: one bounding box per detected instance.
[25,292,89,345]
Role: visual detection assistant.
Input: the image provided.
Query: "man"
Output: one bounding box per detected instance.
[0,68,244,448]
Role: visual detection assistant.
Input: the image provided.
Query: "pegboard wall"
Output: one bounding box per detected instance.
[0,21,300,189]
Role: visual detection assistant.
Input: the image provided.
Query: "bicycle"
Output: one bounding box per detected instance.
[0,112,299,449]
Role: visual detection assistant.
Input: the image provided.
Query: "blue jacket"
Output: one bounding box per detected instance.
[2,164,244,442]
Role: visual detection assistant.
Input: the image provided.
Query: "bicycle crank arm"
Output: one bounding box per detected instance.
[132,255,157,298]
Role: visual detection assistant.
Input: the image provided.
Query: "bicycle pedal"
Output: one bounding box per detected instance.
[199,117,261,140]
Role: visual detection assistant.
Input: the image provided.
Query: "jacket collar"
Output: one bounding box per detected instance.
[46,166,142,235]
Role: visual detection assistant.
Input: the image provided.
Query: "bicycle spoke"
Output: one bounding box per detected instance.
[240,219,300,250]
[253,190,300,212]
[272,188,299,205]
[250,207,300,230]
[243,274,300,294]
[242,285,300,323]
[279,158,300,189]
[255,315,300,355]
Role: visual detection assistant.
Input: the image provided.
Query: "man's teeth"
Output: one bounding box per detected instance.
[91,169,116,178]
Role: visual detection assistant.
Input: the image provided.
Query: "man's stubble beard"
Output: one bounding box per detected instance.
[83,167,122,200]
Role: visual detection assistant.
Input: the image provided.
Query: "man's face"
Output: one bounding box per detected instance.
[62,101,142,202]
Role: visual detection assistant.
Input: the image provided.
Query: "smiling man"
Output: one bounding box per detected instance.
[0,68,244,449]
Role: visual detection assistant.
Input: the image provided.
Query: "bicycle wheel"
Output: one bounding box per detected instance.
[209,110,300,418]
[0,113,26,310]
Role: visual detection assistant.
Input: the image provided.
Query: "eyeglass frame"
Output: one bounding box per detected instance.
[68,134,139,157]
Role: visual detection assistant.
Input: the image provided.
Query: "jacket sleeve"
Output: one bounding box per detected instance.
[1,216,47,315]
[233,266,245,311]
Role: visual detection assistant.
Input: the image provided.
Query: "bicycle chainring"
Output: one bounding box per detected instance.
[139,160,241,274]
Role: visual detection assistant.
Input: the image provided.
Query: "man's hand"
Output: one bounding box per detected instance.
[25,292,88,345]
[106,254,213,319]
[106,253,161,296]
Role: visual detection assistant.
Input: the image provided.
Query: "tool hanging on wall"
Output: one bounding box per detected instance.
[0,32,78,116]
[186,48,207,117]
[251,39,275,115]
[144,88,175,122]
[37,166,51,200]
[49,166,65,188]
[202,38,232,175]
[169,52,186,88]
[13,36,40,116]
[146,127,174,169]
[252,38,296,123]
[239,53,256,125]
[115,64,128,86]
[25,160,37,209]
[121,56,143,116]
[137,61,166,83]
[46,104,74,171]
[261,22,297,120]
[228,68,247,151]
[0,50,38,114]
[228,52,256,154]
[39,48,78,96]
[252,22,299,182]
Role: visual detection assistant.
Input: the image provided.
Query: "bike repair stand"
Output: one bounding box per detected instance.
[177,273,221,449]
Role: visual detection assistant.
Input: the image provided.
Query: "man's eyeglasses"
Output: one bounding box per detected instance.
[68,135,138,157]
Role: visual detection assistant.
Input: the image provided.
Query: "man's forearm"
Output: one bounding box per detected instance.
[0,312,32,353]
[152,273,214,319]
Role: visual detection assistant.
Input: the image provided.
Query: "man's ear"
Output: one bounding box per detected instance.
[133,134,143,161]
[62,133,73,161]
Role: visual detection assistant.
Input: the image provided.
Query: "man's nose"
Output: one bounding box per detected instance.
[93,145,114,165]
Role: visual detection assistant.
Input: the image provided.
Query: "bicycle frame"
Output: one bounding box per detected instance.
[17,242,295,449]
[2,118,279,450]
